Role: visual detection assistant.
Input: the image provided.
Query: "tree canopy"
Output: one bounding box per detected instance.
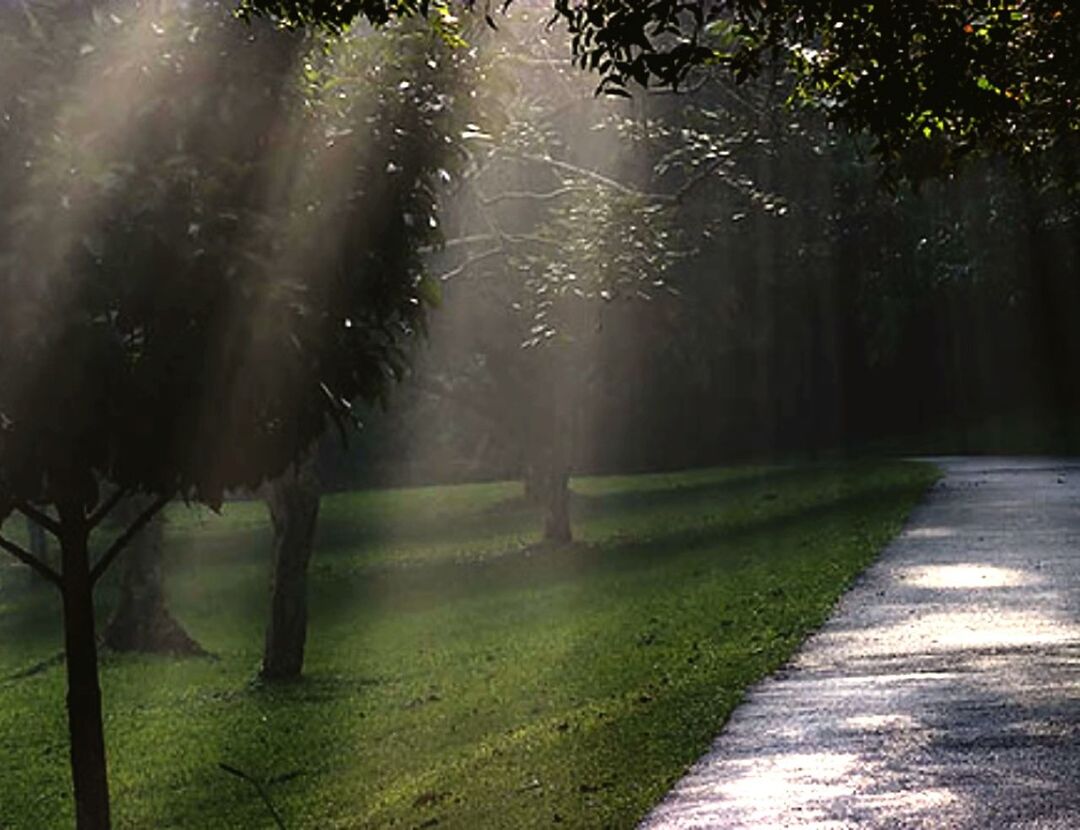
[0,3,467,518]
[240,0,1079,179]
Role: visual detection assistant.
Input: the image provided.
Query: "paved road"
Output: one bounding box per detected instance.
[641,457,1080,829]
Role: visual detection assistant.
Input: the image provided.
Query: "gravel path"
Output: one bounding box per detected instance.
[641,457,1080,829]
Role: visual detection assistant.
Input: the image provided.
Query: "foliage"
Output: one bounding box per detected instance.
[553,1,1079,179]
[774,2,1079,179]
[0,460,935,827]
[407,10,801,506]
[241,0,1080,181]
[0,1,469,516]
[400,12,692,533]
[333,73,1078,486]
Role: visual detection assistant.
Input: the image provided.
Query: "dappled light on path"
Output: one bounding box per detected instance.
[900,526,957,539]
[642,457,1080,829]
[898,563,1036,589]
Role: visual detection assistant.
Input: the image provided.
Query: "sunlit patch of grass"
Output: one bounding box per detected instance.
[0,460,936,828]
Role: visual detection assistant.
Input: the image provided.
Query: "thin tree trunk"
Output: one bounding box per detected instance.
[541,463,572,544]
[57,505,111,830]
[536,388,573,544]
[260,454,320,681]
[101,499,202,655]
[543,362,577,543]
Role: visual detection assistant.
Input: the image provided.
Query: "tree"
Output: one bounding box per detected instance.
[410,11,783,541]
[403,56,1077,479]
[242,0,1079,181]
[261,452,322,679]
[0,2,466,826]
[255,19,478,681]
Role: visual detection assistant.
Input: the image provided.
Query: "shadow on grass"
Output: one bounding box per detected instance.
[0,462,931,829]
[143,669,405,829]
[0,465,919,682]
[301,476,923,628]
[309,465,800,555]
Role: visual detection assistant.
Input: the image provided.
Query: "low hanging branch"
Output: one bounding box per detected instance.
[89,492,173,585]
[504,146,771,210]
[0,534,61,586]
[514,152,657,198]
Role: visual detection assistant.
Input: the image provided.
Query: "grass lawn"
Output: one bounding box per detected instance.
[0,460,936,829]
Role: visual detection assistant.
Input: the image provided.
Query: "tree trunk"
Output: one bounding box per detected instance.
[541,464,572,544]
[260,455,320,681]
[101,499,202,656]
[523,462,542,504]
[58,506,111,830]
[533,459,570,543]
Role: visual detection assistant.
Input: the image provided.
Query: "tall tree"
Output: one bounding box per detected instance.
[415,11,775,541]
[255,18,478,680]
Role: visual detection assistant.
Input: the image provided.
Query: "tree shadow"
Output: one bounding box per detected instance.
[1,463,927,827]
[135,467,915,826]
[296,476,923,631]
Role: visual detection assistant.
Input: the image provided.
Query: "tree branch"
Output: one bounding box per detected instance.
[15,503,61,537]
[434,232,563,261]
[87,487,129,530]
[668,133,780,206]
[419,233,501,255]
[0,534,61,587]
[645,71,713,97]
[435,247,505,282]
[509,152,725,206]
[514,152,657,198]
[17,0,47,42]
[672,155,734,203]
[89,493,172,585]
[476,186,591,206]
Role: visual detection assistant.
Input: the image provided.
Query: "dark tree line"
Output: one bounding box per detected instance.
[333,83,1080,488]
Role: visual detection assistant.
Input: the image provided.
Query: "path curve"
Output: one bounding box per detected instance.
[641,457,1080,829]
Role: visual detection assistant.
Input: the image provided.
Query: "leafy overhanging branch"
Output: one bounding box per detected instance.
[239,0,1080,181]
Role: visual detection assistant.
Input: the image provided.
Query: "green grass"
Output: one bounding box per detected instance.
[0,460,936,829]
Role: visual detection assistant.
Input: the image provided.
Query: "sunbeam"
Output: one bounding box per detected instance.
[0,2,1077,828]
